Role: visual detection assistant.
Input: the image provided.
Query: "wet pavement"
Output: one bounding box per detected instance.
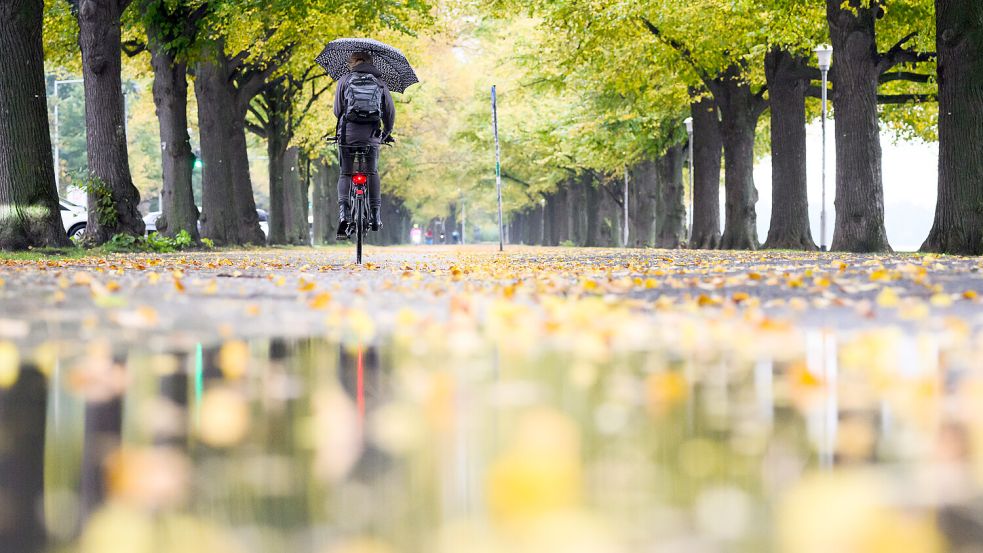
[2,245,983,552]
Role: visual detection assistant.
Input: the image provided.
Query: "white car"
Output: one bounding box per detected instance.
[60,199,87,240]
[143,208,269,240]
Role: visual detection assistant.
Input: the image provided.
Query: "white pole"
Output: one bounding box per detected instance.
[623,167,629,247]
[53,80,60,191]
[492,85,504,252]
[688,134,694,239]
[821,68,828,252]
[461,194,466,245]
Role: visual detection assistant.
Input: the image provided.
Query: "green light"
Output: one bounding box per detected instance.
[194,159,203,169]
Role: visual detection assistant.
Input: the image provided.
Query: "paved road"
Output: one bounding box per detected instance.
[1,246,981,352]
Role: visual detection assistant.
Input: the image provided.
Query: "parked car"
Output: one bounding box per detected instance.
[143,209,269,240]
[60,199,87,240]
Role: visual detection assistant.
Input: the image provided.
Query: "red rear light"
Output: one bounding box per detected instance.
[352,173,367,185]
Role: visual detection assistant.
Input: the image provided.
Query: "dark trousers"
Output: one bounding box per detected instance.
[337,145,381,209]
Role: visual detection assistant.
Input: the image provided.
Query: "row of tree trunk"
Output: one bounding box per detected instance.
[508,146,687,248]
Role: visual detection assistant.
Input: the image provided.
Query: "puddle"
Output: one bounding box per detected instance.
[2,328,982,552]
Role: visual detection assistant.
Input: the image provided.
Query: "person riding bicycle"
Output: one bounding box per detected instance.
[334,51,396,239]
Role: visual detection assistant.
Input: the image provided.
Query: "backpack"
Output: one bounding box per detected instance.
[344,72,384,124]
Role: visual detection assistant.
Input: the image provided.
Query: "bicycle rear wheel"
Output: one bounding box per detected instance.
[355,196,364,265]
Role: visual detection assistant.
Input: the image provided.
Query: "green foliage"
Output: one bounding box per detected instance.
[103,230,199,253]
[77,175,118,228]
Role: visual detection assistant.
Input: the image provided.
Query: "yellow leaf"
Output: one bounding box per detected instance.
[217,340,249,380]
[309,292,332,309]
[876,287,900,308]
[198,388,249,447]
[962,290,978,300]
[173,277,185,293]
[930,293,953,307]
[298,278,316,292]
[0,341,19,389]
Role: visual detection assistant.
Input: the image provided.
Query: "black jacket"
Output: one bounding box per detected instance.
[333,62,396,145]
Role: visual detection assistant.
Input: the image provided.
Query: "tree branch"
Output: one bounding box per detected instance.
[640,17,713,85]
[244,120,268,138]
[121,40,146,57]
[877,31,936,74]
[877,93,937,104]
[600,182,624,208]
[247,103,269,130]
[879,71,935,84]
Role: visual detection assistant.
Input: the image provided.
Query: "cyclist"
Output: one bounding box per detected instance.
[334,51,396,239]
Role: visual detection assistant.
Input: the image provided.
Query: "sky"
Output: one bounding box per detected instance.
[753,122,938,252]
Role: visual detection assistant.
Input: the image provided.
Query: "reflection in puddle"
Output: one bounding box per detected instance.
[2,330,983,552]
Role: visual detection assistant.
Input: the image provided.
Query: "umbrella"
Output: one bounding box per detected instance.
[315,38,419,93]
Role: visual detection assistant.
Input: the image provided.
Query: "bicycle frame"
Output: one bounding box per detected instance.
[343,146,374,265]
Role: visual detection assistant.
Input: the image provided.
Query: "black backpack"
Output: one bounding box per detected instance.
[344,72,384,124]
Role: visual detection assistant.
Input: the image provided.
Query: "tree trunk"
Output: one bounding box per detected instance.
[0,366,47,552]
[0,0,71,250]
[77,0,145,242]
[690,96,723,249]
[827,1,892,252]
[148,33,199,240]
[312,158,338,245]
[283,147,308,244]
[763,49,817,250]
[921,0,983,254]
[629,161,657,247]
[655,144,687,248]
[584,174,601,247]
[266,98,287,245]
[195,44,264,245]
[715,68,762,250]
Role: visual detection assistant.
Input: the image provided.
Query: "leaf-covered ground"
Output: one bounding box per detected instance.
[1,246,981,349]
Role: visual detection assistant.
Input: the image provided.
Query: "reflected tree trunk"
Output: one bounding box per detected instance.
[0,366,48,552]
[79,395,122,524]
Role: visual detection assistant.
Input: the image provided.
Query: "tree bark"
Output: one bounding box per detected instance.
[76,0,145,242]
[921,0,983,254]
[715,66,764,250]
[763,49,817,250]
[264,81,289,245]
[629,161,657,247]
[195,44,264,245]
[283,146,308,244]
[0,365,47,552]
[689,96,723,250]
[827,0,892,252]
[584,173,601,247]
[312,158,338,245]
[0,0,71,250]
[655,144,687,248]
[148,30,199,240]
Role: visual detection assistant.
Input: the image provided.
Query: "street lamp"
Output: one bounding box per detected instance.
[684,116,694,241]
[52,78,83,191]
[815,44,833,252]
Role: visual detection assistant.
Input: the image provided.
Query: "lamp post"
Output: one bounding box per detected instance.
[684,116,694,241]
[815,44,833,252]
[52,78,83,191]
[623,166,629,247]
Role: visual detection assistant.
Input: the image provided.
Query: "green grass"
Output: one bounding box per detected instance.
[0,247,90,261]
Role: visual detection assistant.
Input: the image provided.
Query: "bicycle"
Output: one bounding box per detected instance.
[329,137,393,265]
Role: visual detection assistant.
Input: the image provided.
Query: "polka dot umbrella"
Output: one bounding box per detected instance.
[315,38,419,93]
